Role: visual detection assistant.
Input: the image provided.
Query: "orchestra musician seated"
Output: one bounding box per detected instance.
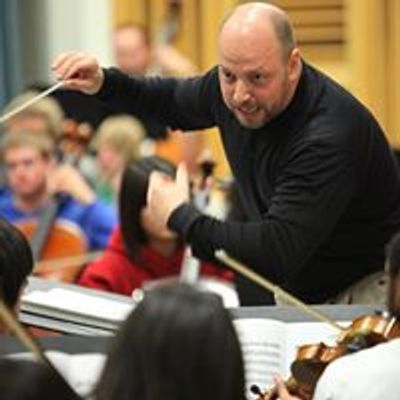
[94,283,245,400]
[78,156,233,296]
[0,131,117,251]
[92,114,145,204]
[272,230,400,400]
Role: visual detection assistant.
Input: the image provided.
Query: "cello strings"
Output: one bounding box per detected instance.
[0,81,64,125]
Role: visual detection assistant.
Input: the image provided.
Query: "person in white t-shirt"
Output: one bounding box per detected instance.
[272,230,400,400]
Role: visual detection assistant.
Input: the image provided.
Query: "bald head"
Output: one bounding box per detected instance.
[217,2,302,128]
[220,2,296,61]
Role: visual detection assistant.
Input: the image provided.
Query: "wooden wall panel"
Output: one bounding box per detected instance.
[113,0,147,26]
[387,0,400,146]
[345,0,388,139]
[258,0,345,45]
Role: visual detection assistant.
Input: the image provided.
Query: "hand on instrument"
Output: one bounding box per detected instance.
[147,163,190,229]
[271,376,302,400]
[51,52,104,95]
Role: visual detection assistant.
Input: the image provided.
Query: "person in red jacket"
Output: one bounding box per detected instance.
[78,156,233,296]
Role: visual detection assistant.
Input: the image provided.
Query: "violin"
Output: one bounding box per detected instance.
[257,312,400,400]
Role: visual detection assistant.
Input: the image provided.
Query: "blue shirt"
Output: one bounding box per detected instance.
[0,190,117,250]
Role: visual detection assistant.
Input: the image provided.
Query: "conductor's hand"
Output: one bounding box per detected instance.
[51,52,104,95]
[147,163,190,229]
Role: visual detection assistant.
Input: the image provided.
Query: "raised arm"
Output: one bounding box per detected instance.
[52,52,217,131]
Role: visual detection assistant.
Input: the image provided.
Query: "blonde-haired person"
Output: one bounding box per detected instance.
[93,115,145,203]
[2,90,64,141]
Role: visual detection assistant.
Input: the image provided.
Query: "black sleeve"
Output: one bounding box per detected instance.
[95,67,218,131]
[168,139,356,284]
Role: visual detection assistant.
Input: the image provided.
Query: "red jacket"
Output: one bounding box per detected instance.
[78,227,234,296]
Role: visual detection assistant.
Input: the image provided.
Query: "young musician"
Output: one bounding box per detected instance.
[0,132,116,250]
[78,156,233,295]
[94,283,245,400]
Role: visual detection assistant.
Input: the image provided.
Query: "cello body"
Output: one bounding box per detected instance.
[17,219,88,282]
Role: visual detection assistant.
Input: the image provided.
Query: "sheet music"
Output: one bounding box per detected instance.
[234,319,287,398]
[234,318,346,399]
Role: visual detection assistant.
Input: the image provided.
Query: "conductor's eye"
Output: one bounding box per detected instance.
[221,68,235,83]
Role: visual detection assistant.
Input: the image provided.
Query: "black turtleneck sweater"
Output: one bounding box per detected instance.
[97,62,400,303]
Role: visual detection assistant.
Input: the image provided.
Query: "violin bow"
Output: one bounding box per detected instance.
[0,296,80,397]
[215,250,345,331]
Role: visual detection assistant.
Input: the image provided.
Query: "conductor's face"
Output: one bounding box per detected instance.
[218,19,300,129]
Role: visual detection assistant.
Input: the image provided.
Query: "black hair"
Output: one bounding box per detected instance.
[95,283,246,400]
[0,359,82,400]
[0,219,33,307]
[119,156,176,262]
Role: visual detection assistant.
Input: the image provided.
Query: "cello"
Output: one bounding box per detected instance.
[15,118,95,282]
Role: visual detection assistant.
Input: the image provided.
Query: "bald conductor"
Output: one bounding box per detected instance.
[52,2,400,303]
